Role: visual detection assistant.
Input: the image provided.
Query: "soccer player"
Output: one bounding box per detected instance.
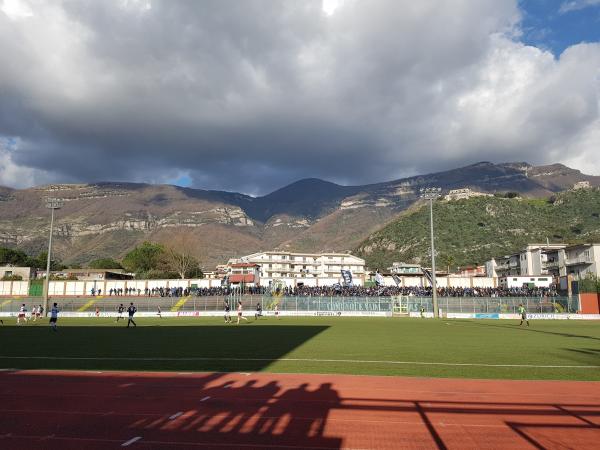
[274,303,280,320]
[255,302,262,320]
[31,305,38,322]
[236,300,248,325]
[224,300,231,323]
[17,304,27,324]
[49,303,59,331]
[95,306,100,318]
[127,302,137,328]
[38,305,44,318]
[518,304,529,327]
[116,304,125,322]
[157,305,162,318]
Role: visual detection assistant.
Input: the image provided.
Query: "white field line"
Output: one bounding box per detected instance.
[3,407,597,428]
[0,355,599,369]
[0,433,371,450]
[201,396,211,402]
[121,436,142,447]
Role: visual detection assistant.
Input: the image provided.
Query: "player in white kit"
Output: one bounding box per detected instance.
[236,300,248,325]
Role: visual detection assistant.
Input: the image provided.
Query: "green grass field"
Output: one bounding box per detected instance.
[1,317,599,380]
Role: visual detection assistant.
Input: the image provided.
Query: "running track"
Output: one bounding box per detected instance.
[0,370,599,449]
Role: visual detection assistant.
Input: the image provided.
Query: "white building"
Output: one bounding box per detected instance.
[486,244,567,278]
[498,275,554,289]
[560,244,600,280]
[572,181,591,190]
[232,251,366,287]
[444,188,492,201]
[0,266,34,280]
[387,262,423,276]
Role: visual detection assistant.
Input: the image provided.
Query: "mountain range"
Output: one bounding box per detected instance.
[1,161,599,269]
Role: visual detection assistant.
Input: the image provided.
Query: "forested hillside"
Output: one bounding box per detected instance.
[356,189,600,270]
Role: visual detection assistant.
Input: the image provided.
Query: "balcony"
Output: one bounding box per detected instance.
[542,260,559,268]
[565,256,593,266]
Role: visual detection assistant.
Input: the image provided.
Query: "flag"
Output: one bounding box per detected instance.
[341,270,353,286]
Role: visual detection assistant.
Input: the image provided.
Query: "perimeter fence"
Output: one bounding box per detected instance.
[0,295,577,315]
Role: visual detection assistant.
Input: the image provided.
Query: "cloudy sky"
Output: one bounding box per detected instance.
[1,0,599,195]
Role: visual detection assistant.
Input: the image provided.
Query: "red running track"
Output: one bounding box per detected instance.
[0,369,599,449]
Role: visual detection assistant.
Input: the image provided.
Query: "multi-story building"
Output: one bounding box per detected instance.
[486,244,567,278]
[486,243,600,283]
[232,251,366,285]
[560,244,600,280]
[486,253,520,278]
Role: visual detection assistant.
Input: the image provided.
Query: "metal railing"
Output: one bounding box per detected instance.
[0,295,577,315]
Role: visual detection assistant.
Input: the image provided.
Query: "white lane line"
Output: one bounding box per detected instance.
[169,412,183,420]
[201,396,210,402]
[121,436,142,447]
[1,355,598,369]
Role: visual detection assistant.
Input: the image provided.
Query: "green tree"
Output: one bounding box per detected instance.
[26,251,64,270]
[88,258,124,270]
[122,242,165,274]
[0,247,29,266]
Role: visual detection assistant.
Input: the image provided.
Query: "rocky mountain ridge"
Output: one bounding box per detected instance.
[1,162,598,268]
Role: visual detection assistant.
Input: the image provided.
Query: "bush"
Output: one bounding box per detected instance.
[578,274,600,293]
[1,274,23,281]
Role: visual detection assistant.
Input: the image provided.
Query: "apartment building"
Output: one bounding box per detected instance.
[232,251,366,283]
[486,243,600,282]
[486,244,567,278]
[560,244,600,279]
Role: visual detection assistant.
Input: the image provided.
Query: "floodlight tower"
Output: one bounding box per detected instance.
[420,187,442,318]
[42,198,63,316]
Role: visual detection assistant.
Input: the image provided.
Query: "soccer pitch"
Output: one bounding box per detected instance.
[1,317,599,380]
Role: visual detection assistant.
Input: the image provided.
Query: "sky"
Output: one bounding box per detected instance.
[1,0,599,195]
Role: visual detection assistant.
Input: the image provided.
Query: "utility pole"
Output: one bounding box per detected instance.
[42,198,63,316]
[420,187,441,318]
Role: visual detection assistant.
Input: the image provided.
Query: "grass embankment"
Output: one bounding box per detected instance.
[2,317,599,380]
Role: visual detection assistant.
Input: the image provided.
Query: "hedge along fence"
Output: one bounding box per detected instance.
[577,275,600,294]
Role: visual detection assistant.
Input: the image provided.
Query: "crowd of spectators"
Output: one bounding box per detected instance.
[95,284,557,298]
[281,285,558,298]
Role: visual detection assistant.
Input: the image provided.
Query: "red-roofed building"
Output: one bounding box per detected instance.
[228,274,256,284]
[224,263,260,286]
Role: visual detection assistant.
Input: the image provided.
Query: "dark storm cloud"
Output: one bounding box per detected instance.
[0,0,599,192]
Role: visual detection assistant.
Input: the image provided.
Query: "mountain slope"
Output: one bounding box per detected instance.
[1,161,599,268]
[355,188,600,270]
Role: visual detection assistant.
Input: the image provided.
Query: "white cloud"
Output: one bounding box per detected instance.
[0,0,33,20]
[0,0,599,193]
[559,0,600,13]
[0,137,49,188]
